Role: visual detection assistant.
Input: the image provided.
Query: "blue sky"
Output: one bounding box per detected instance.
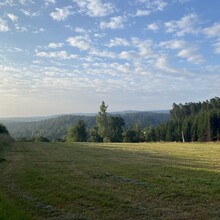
[0,0,220,117]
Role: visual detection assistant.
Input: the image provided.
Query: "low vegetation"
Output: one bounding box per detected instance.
[0,141,220,219]
[0,124,13,161]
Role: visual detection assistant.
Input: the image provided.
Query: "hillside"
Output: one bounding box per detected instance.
[2,112,170,140]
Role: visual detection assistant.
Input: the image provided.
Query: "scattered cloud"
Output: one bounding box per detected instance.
[66,35,91,50]
[106,37,130,47]
[136,10,151,17]
[203,22,220,38]
[75,27,87,33]
[20,9,41,17]
[147,22,160,32]
[164,13,200,36]
[160,39,186,49]
[50,6,73,21]
[7,13,18,22]
[212,41,220,54]
[132,38,154,57]
[44,0,56,6]
[0,17,9,32]
[89,49,116,59]
[119,51,138,60]
[0,0,219,116]
[14,47,23,52]
[177,48,204,64]
[160,39,204,64]
[48,43,64,49]
[155,55,177,73]
[32,28,45,34]
[18,0,35,5]
[73,0,115,17]
[100,16,126,29]
[135,0,167,16]
[36,50,78,60]
[0,1,15,7]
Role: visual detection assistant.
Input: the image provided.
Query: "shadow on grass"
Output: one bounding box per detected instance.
[1,142,220,219]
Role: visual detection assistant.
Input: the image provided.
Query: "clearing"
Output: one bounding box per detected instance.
[0,142,220,219]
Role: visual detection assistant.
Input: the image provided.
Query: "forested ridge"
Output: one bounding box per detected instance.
[3,111,169,141]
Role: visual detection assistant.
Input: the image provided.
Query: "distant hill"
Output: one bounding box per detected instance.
[1,111,170,141]
[0,115,58,123]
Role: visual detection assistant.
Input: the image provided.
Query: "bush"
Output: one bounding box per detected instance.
[0,134,14,161]
[0,124,9,135]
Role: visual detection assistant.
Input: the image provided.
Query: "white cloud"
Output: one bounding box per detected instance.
[160,39,204,64]
[18,0,35,5]
[94,33,105,38]
[147,22,159,32]
[66,35,91,50]
[110,62,131,74]
[132,38,154,57]
[44,0,56,5]
[0,18,9,32]
[213,41,220,54]
[203,22,220,38]
[32,28,45,34]
[0,1,15,7]
[15,25,28,32]
[14,47,23,52]
[135,0,167,16]
[73,0,115,17]
[7,13,18,22]
[48,43,64,49]
[50,6,73,21]
[36,51,78,59]
[75,27,87,33]
[100,16,126,29]
[135,10,151,16]
[177,48,204,64]
[89,49,116,59]
[20,9,41,17]
[164,13,200,36]
[155,55,177,73]
[160,39,186,49]
[107,37,130,47]
[119,51,138,60]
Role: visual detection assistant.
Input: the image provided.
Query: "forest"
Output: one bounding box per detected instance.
[0,97,220,143]
[69,97,220,143]
[2,111,169,141]
[145,97,220,142]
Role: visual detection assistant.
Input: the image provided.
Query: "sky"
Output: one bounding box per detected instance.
[0,0,220,117]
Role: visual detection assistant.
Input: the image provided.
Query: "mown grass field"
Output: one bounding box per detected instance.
[0,141,220,219]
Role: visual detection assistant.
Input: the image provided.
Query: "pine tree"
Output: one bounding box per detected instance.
[96,101,109,142]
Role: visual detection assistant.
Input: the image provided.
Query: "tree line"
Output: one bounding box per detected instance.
[4,111,169,141]
[67,98,220,143]
[147,97,220,142]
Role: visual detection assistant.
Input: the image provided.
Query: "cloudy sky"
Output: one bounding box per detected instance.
[0,0,220,117]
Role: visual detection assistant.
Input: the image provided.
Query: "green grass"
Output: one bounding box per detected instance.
[0,192,31,220]
[1,142,220,219]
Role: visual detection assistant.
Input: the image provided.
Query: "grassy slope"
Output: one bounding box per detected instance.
[0,142,220,219]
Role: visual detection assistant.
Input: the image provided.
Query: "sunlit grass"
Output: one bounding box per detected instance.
[0,142,220,219]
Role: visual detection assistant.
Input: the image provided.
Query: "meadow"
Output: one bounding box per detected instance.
[0,141,220,219]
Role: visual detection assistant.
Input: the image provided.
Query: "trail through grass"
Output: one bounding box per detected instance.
[0,142,220,219]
